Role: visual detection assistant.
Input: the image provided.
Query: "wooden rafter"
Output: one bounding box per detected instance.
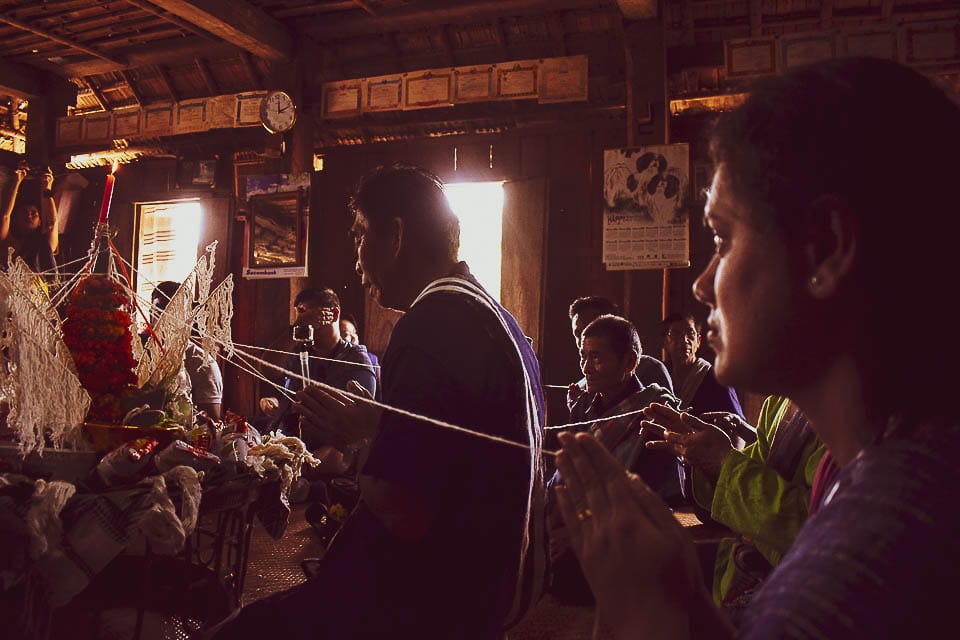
[146,0,292,61]
[82,78,109,111]
[195,57,219,95]
[0,11,127,66]
[546,13,567,57]
[749,0,762,37]
[438,25,457,67]
[305,0,605,39]
[820,0,834,28]
[239,51,263,90]
[119,69,145,105]
[156,64,179,101]
[351,0,378,16]
[121,0,217,41]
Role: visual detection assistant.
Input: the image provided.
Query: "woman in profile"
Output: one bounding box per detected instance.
[0,165,58,273]
[554,57,960,639]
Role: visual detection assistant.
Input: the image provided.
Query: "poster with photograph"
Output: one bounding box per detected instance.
[602,143,691,270]
[243,173,310,279]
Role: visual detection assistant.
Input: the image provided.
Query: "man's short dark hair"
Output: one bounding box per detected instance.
[568,296,619,320]
[582,314,642,363]
[349,163,460,263]
[152,280,181,311]
[661,312,700,337]
[294,287,340,309]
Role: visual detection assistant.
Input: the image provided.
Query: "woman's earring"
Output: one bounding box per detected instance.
[809,274,821,287]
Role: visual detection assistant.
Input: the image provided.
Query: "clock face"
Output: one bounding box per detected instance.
[260,91,296,133]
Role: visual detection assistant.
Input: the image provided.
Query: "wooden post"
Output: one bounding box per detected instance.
[620,13,666,320]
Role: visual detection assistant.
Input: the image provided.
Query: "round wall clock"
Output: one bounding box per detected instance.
[260,90,297,134]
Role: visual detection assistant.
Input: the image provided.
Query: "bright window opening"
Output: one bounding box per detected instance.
[444,181,504,301]
[135,200,203,321]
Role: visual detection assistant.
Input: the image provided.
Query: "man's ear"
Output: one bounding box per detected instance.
[624,350,640,376]
[389,216,404,258]
[803,195,859,300]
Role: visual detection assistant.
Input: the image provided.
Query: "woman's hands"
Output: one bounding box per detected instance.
[642,403,735,481]
[554,431,707,639]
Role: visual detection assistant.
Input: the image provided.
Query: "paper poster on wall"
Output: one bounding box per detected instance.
[403,70,453,110]
[602,144,691,270]
[112,109,141,138]
[843,27,897,60]
[496,60,539,99]
[175,100,207,134]
[363,74,404,112]
[236,91,268,126]
[724,38,778,78]
[538,55,588,103]
[143,103,174,135]
[781,32,837,69]
[56,117,83,146]
[83,114,112,142]
[454,65,495,103]
[243,173,310,279]
[900,21,959,66]
[322,80,362,118]
[207,94,238,129]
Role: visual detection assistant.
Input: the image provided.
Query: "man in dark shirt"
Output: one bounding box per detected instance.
[214,164,546,640]
[265,287,377,443]
[566,296,673,410]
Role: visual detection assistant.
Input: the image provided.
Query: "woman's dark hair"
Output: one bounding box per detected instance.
[710,57,960,421]
[663,174,680,199]
[582,314,642,363]
[349,163,460,263]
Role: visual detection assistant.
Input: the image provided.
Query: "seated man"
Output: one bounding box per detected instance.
[264,287,377,443]
[567,295,672,410]
[340,311,380,374]
[662,312,742,417]
[643,396,826,619]
[548,314,681,604]
[150,281,223,420]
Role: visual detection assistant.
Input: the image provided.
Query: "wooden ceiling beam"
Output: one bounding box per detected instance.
[156,64,179,101]
[0,11,127,66]
[121,0,217,41]
[82,78,109,111]
[239,50,264,90]
[119,69,145,105]
[195,57,219,95]
[145,0,293,61]
[305,0,606,40]
[749,0,762,37]
[59,37,240,76]
[350,0,378,16]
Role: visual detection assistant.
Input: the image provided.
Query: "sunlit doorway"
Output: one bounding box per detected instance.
[134,199,203,321]
[444,181,505,301]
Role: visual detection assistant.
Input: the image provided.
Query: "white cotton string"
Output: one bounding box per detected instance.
[543,384,570,390]
[231,341,383,371]
[545,406,650,430]
[82,258,560,457]
[232,344,558,457]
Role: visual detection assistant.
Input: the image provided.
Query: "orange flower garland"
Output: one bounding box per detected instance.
[61,275,138,422]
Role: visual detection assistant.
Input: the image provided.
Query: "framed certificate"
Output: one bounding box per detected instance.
[363,74,404,112]
[496,60,539,99]
[724,38,778,78]
[454,65,495,103]
[539,55,588,103]
[323,80,362,118]
[112,109,141,138]
[403,70,453,110]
